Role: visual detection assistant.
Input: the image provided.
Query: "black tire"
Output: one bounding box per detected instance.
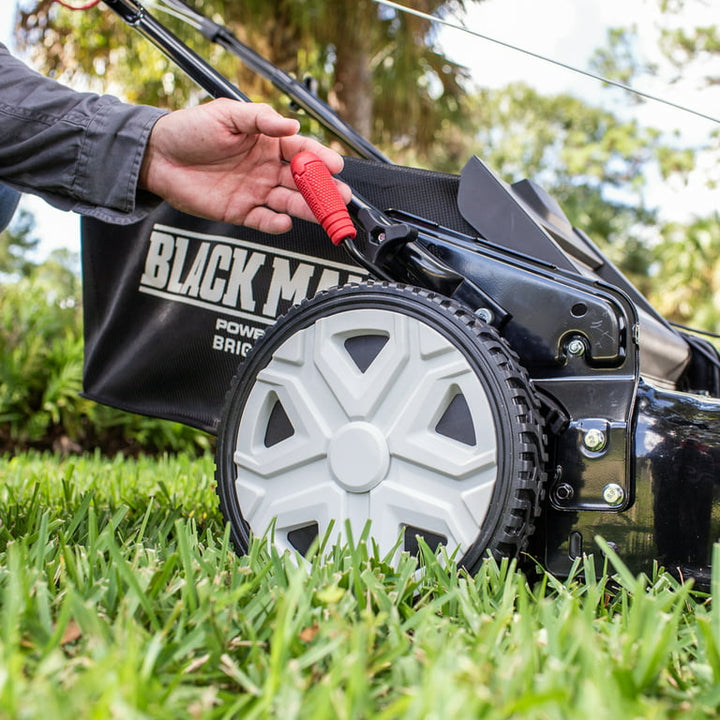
[215,281,547,572]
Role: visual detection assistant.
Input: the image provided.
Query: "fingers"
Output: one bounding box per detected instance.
[244,181,352,235]
[243,206,294,235]
[277,137,351,204]
[279,134,345,176]
[185,99,352,232]
[218,99,300,137]
[215,99,346,174]
[266,184,328,225]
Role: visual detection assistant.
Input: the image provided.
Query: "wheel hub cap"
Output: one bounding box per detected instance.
[328,422,390,493]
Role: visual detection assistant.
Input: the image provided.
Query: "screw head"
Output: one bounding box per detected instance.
[567,338,585,357]
[553,482,575,503]
[583,428,607,452]
[475,307,494,323]
[602,483,625,506]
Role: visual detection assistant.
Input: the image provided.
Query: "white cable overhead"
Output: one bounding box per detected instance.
[374,0,720,126]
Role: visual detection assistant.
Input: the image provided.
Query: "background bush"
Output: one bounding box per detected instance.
[0,255,211,456]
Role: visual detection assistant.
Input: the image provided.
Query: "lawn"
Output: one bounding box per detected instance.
[1,452,719,719]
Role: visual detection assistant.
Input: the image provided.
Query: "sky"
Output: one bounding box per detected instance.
[435,0,719,225]
[1,3,80,257]
[1,0,718,259]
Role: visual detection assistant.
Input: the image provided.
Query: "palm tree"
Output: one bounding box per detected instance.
[16,0,478,160]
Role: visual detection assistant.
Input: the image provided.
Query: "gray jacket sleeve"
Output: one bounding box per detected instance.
[0,43,168,225]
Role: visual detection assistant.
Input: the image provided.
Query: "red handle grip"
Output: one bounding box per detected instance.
[291,151,356,245]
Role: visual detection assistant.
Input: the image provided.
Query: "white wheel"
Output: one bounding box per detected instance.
[216,282,546,571]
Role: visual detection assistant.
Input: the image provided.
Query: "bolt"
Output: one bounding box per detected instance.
[602,483,625,506]
[553,483,575,503]
[475,307,494,323]
[567,338,585,357]
[583,428,607,452]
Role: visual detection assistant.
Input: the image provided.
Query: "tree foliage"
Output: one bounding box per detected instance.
[438,82,697,295]
[0,208,39,278]
[15,0,476,157]
[583,0,720,332]
[590,25,658,91]
[654,0,720,86]
[652,214,720,332]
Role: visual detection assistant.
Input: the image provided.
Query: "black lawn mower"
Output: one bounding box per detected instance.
[82,0,720,585]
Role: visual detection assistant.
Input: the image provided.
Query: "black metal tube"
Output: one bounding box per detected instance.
[102,0,250,102]
[212,32,390,162]
[159,0,390,163]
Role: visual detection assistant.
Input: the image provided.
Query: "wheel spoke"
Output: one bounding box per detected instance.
[385,323,497,479]
[233,326,339,477]
[370,453,497,556]
[237,472,341,551]
[232,372,329,478]
[313,309,411,419]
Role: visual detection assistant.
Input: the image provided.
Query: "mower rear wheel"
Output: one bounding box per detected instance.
[215,282,546,571]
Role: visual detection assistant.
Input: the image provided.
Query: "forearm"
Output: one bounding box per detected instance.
[0,43,167,225]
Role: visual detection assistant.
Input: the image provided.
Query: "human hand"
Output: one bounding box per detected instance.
[139,98,351,234]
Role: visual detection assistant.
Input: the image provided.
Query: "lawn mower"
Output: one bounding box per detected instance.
[82,0,720,585]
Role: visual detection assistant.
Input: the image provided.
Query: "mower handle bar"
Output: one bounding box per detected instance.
[102,0,390,163]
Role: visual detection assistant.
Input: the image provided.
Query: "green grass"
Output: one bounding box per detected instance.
[1,452,720,719]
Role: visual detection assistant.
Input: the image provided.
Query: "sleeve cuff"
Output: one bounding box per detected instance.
[71,100,169,223]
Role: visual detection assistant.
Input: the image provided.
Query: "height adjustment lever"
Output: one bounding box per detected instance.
[290,150,415,269]
[290,151,356,246]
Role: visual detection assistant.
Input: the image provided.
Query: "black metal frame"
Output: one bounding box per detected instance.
[102,0,720,585]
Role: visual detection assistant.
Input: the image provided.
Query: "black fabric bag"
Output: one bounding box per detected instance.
[81,158,473,434]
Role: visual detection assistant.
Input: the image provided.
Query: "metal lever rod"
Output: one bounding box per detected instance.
[157,0,391,163]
